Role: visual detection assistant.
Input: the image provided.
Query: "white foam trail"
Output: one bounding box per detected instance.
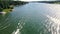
[12,29,20,34]
[46,15,60,34]
[15,29,20,34]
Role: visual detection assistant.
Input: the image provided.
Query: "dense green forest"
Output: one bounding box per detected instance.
[0,1,28,12]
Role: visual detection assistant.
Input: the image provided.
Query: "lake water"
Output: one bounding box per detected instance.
[0,3,60,34]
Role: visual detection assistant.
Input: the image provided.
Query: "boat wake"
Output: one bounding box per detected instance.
[46,15,60,34]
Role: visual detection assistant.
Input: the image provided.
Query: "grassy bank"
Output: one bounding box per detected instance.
[2,9,12,12]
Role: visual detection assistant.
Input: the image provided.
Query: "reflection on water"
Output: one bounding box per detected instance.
[0,3,60,34]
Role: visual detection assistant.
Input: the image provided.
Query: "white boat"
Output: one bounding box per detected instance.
[0,12,6,14]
